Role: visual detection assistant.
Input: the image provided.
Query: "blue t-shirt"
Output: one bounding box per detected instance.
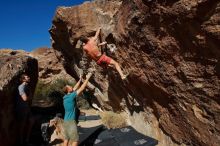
[63,91,77,121]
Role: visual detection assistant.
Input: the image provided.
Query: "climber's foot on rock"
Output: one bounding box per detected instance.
[121,72,129,80]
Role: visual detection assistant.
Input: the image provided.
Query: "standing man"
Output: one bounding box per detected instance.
[62,72,93,146]
[15,74,34,145]
[80,27,128,80]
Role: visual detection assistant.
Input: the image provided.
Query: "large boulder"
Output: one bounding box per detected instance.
[49,0,220,145]
[30,47,75,84]
[0,49,38,146]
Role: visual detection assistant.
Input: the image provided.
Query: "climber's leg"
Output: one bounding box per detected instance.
[97,54,128,80]
[109,59,128,80]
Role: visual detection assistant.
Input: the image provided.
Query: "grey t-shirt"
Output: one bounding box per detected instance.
[16,83,29,108]
[18,83,26,96]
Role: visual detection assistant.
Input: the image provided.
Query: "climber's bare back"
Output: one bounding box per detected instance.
[83,37,102,61]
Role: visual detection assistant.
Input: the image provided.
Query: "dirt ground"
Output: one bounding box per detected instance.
[49,109,102,146]
[78,109,103,128]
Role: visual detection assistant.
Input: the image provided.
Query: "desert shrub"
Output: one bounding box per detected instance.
[33,78,91,109]
[46,78,75,105]
[33,80,48,102]
[33,78,75,104]
[101,111,127,129]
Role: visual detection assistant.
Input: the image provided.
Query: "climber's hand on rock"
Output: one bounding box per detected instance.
[79,74,83,80]
[88,67,96,73]
[86,72,93,79]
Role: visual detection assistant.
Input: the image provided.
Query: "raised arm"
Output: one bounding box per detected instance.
[73,75,82,91]
[76,73,92,96]
[21,94,28,101]
[98,41,107,46]
[94,27,101,41]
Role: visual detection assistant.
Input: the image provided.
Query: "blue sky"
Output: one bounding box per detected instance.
[0,0,86,52]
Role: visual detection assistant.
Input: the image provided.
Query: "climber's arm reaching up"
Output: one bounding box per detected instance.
[93,27,101,41]
[76,73,93,96]
[98,41,107,46]
[73,75,82,91]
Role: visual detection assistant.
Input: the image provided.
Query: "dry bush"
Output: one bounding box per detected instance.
[100,111,127,129]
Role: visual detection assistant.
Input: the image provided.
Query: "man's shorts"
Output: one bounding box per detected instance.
[63,120,79,141]
[97,54,112,66]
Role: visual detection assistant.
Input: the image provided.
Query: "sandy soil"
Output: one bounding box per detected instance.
[78,109,103,128]
[49,109,102,146]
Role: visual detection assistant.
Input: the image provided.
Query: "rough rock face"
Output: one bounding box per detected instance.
[0,49,38,146]
[50,0,220,145]
[30,47,75,84]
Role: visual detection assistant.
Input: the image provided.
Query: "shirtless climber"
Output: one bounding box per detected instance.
[79,27,128,80]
